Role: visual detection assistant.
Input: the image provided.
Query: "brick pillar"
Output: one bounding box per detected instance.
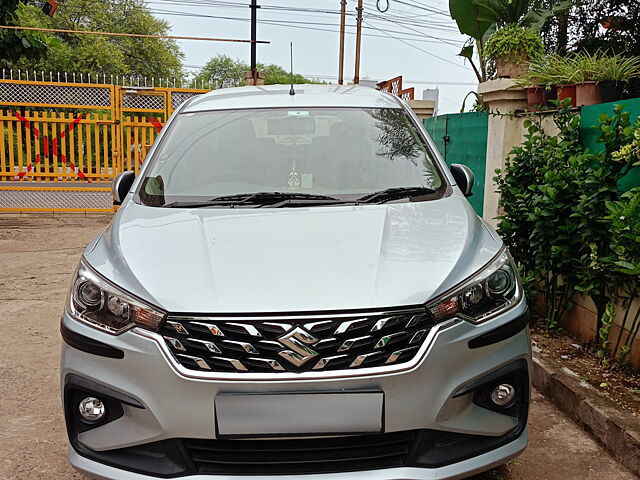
[244,71,265,86]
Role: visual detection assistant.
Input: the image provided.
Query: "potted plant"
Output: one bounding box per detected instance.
[547,55,580,107]
[514,73,549,111]
[568,52,599,107]
[516,56,561,110]
[522,54,578,107]
[484,24,544,79]
[594,54,640,103]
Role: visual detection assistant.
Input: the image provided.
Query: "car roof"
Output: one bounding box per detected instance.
[182,84,402,112]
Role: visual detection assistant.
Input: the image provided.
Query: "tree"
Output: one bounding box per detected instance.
[194,55,247,88]
[194,54,321,88]
[0,0,57,63]
[258,63,316,86]
[4,0,184,80]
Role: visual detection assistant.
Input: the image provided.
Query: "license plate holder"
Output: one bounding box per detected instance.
[215,391,384,439]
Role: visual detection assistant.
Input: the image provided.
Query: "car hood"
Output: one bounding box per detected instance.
[86,195,502,313]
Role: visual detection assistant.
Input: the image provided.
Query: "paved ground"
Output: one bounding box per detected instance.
[0,215,636,480]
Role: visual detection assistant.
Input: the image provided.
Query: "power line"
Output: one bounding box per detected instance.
[362,19,467,69]
[147,0,459,33]
[146,7,462,46]
[184,63,477,85]
[365,12,460,46]
[0,24,268,43]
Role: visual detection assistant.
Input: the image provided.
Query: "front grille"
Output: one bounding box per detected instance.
[183,431,417,475]
[159,308,436,373]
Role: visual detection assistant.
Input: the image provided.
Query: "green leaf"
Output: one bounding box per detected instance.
[458,45,474,59]
[449,0,492,40]
[613,260,636,270]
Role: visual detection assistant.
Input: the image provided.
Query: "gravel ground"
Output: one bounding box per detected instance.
[0,215,636,480]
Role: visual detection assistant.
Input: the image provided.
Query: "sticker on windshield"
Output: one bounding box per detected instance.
[287,111,309,117]
[301,173,313,189]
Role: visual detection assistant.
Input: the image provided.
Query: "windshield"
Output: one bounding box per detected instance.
[136,107,445,207]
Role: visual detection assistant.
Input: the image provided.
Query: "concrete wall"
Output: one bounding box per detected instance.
[407,99,436,121]
[561,295,640,368]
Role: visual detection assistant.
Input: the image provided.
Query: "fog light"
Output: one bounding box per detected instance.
[490,383,516,407]
[78,397,106,422]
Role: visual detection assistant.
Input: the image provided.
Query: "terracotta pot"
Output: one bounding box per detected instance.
[525,85,544,111]
[599,80,626,103]
[496,56,529,79]
[576,81,600,107]
[557,84,577,107]
[542,86,557,107]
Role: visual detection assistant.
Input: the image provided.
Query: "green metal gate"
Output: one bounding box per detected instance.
[423,112,488,215]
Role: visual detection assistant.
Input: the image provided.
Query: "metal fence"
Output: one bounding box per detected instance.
[423,111,489,216]
[0,75,209,212]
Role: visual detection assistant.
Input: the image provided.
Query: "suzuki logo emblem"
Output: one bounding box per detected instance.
[277,326,319,367]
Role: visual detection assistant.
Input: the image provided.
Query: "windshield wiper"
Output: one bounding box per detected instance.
[161,192,342,208]
[356,186,437,204]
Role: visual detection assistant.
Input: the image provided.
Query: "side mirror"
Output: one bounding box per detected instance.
[450,164,474,197]
[112,171,136,205]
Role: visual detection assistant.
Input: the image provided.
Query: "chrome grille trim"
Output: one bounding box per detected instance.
[176,354,211,370]
[190,322,224,336]
[338,335,372,352]
[167,321,189,335]
[247,357,286,371]
[225,323,262,337]
[164,336,186,351]
[333,318,369,335]
[188,338,222,354]
[139,309,462,381]
[312,354,348,370]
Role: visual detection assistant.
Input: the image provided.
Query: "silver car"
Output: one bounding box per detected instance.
[61,85,531,480]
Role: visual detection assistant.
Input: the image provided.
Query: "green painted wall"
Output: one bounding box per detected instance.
[424,111,488,215]
[581,98,640,191]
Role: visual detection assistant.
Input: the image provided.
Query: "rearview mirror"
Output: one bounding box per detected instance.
[267,116,315,135]
[112,171,136,205]
[450,164,474,197]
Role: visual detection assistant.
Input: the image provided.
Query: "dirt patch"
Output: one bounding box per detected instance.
[0,214,111,480]
[531,328,640,420]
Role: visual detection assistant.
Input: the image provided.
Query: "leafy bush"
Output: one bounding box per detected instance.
[495,100,585,328]
[571,106,637,338]
[496,101,640,344]
[484,24,544,64]
[603,187,640,363]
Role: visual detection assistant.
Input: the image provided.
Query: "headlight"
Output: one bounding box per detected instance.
[67,259,166,335]
[427,249,521,324]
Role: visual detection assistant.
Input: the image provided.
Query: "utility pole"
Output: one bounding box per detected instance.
[247,0,264,85]
[353,0,363,85]
[338,0,347,85]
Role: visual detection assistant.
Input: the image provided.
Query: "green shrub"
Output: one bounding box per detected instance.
[603,188,640,363]
[494,100,585,328]
[495,101,640,342]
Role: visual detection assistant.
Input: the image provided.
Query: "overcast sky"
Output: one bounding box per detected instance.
[151,0,478,114]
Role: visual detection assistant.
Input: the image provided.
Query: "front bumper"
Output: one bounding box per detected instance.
[70,428,528,480]
[60,299,531,479]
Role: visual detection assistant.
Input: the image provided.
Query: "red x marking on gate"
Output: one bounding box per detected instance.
[148,117,163,133]
[15,112,91,182]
